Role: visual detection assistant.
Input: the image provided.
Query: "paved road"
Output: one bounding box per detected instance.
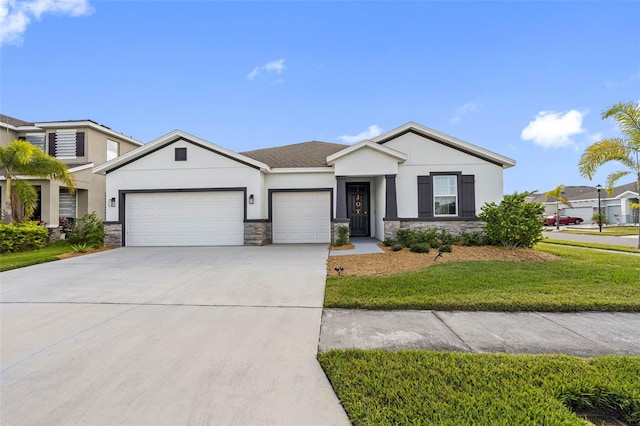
[544,228,639,248]
[320,309,640,356]
[1,246,349,426]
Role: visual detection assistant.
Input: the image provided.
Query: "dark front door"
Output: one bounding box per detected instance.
[347,183,370,237]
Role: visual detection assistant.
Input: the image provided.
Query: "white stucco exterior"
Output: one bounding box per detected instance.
[95,123,515,246]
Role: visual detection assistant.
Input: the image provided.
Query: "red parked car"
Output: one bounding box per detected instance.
[544,215,584,226]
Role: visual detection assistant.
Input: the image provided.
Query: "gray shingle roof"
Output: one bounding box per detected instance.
[241,141,348,168]
[530,182,638,202]
[1,114,33,127]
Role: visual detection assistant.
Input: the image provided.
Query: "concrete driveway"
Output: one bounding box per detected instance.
[1,246,349,426]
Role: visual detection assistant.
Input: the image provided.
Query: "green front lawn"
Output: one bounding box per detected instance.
[324,243,640,311]
[0,241,73,272]
[563,226,640,236]
[319,350,640,425]
[544,238,640,253]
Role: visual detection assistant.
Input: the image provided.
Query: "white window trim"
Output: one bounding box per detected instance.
[433,175,458,217]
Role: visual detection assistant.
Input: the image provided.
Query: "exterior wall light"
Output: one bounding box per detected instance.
[108,197,116,207]
[248,194,254,204]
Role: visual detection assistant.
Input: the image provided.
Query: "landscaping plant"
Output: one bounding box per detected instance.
[0,221,48,253]
[478,191,545,249]
[66,212,105,248]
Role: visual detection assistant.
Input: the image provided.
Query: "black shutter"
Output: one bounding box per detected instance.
[18,136,26,140]
[460,174,476,218]
[76,132,85,156]
[417,175,433,218]
[48,133,56,156]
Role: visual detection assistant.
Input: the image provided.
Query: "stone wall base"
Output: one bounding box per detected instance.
[385,220,484,241]
[331,220,350,245]
[48,226,62,243]
[104,223,123,247]
[244,221,272,246]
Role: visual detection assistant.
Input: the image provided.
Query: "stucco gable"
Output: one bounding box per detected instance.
[371,122,515,169]
[93,130,269,174]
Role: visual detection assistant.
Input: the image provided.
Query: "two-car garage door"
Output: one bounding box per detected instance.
[126,192,244,246]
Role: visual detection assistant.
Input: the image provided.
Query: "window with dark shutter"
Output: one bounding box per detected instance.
[417,173,476,219]
[175,147,187,161]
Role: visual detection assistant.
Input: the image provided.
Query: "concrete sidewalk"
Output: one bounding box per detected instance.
[319,309,640,356]
[544,229,639,248]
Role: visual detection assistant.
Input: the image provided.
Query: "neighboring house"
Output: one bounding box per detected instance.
[93,122,516,246]
[527,183,639,225]
[1,114,142,228]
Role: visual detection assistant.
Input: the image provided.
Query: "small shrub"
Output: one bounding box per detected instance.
[391,243,404,252]
[66,212,105,248]
[382,238,395,247]
[439,244,452,253]
[335,226,350,246]
[459,231,487,246]
[410,243,431,253]
[436,229,458,245]
[0,221,48,253]
[396,229,418,247]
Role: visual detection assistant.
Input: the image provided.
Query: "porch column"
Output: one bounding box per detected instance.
[385,174,398,219]
[335,176,348,220]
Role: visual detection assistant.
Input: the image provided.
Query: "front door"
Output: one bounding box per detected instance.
[347,183,370,237]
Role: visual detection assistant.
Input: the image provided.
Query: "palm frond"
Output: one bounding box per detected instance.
[544,185,564,199]
[22,148,77,191]
[578,138,630,179]
[11,180,37,222]
[602,101,640,143]
[604,171,631,195]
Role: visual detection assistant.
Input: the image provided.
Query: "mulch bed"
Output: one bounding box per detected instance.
[57,246,114,259]
[327,244,560,277]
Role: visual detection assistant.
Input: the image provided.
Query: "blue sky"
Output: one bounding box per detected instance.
[1,0,639,194]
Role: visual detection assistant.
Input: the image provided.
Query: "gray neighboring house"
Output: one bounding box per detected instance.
[1,114,142,228]
[528,182,639,225]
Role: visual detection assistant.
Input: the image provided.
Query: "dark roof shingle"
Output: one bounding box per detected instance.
[0,114,33,127]
[241,141,348,168]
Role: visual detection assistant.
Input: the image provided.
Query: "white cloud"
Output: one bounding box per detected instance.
[338,125,383,144]
[449,102,478,124]
[1,0,93,46]
[247,58,286,80]
[520,110,585,148]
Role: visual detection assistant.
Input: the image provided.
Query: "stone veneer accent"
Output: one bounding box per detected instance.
[47,226,62,242]
[244,221,272,246]
[331,220,350,245]
[104,223,123,247]
[385,219,484,241]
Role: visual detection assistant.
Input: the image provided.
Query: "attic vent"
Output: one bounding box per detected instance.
[175,147,187,161]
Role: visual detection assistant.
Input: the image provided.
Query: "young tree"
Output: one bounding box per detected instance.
[545,185,572,230]
[0,140,76,223]
[578,101,640,248]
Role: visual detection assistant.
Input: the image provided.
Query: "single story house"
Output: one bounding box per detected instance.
[529,183,639,225]
[93,122,516,246]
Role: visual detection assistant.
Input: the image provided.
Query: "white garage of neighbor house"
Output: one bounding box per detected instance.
[93,122,516,246]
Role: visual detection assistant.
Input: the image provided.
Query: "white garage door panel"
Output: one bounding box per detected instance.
[272,192,331,243]
[126,192,244,246]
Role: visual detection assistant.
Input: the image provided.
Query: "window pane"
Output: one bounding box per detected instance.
[107,140,119,161]
[25,133,45,150]
[433,175,457,215]
[55,129,77,158]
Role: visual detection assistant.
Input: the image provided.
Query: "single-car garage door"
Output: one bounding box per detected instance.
[126,191,244,246]
[272,191,331,243]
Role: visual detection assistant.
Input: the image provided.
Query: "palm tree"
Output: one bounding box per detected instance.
[1,139,76,223]
[545,185,572,230]
[578,101,640,248]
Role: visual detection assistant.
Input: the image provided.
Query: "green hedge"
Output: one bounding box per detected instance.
[0,221,49,253]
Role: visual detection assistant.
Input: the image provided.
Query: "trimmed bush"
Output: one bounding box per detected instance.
[459,230,487,246]
[410,243,431,253]
[439,244,452,253]
[0,221,48,253]
[478,192,545,249]
[391,243,404,252]
[66,212,105,248]
[382,238,395,247]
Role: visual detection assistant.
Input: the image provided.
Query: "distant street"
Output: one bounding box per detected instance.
[543,228,640,248]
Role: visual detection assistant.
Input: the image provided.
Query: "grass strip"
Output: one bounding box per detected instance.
[543,238,640,254]
[561,226,639,236]
[0,241,72,272]
[319,350,640,425]
[324,244,640,311]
